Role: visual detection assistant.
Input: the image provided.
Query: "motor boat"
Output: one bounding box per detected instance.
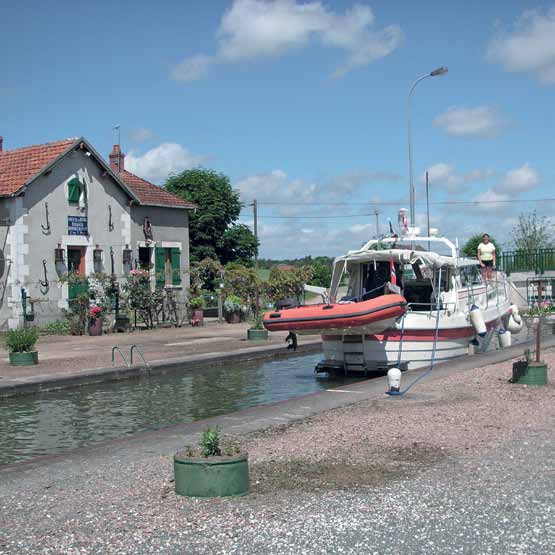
[264,210,518,373]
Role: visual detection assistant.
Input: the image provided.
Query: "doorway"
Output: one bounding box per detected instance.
[67,246,87,301]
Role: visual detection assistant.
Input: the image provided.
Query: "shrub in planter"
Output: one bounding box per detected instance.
[247,313,268,340]
[174,428,249,498]
[223,295,246,323]
[89,306,104,336]
[6,326,39,365]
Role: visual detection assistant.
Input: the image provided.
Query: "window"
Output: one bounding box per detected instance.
[67,177,81,204]
[155,247,181,287]
[138,247,152,270]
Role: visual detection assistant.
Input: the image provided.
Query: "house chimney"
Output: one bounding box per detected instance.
[109,144,125,173]
[0,136,3,152]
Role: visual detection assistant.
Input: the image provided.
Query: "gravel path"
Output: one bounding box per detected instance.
[1,352,553,554]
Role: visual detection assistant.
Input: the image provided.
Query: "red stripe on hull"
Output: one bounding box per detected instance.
[322,315,504,342]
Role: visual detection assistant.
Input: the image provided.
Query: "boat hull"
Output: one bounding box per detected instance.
[318,306,513,373]
[263,294,407,335]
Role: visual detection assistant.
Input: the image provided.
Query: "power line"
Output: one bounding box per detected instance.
[250,197,555,207]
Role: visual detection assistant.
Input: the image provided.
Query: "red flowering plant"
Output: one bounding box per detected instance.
[89,306,103,320]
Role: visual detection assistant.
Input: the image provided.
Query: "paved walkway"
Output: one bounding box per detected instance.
[1,341,553,554]
[0,321,300,385]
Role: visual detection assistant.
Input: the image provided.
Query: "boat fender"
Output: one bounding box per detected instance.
[510,304,521,320]
[498,328,512,348]
[387,367,402,393]
[470,304,487,337]
[506,313,523,333]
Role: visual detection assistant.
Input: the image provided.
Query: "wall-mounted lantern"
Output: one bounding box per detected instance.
[54,243,65,263]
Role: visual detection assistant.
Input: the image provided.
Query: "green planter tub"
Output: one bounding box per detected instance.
[512,360,548,386]
[9,351,39,366]
[247,329,269,341]
[174,452,249,498]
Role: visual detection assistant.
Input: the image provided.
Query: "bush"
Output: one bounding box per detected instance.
[40,321,70,335]
[200,428,222,457]
[188,296,205,310]
[5,327,39,353]
[223,294,245,318]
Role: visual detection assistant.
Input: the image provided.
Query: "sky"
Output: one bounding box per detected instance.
[2,0,555,258]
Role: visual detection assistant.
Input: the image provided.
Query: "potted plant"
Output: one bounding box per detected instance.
[223,294,245,324]
[247,313,268,340]
[512,302,552,386]
[189,296,205,326]
[174,428,249,498]
[6,326,39,366]
[88,305,104,336]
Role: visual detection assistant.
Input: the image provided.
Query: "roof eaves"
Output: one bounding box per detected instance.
[10,137,83,197]
[136,201,197,210]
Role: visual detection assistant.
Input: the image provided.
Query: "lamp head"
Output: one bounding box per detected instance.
[430,66,448,77]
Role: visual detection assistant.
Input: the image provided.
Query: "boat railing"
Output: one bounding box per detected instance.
[406,301,457,317]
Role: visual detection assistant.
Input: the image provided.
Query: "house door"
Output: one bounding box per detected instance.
[67,246,88,301]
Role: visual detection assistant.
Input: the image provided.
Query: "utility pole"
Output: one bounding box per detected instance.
[373,209,380,238]
[250,199,260,317]
[250,199,258,268]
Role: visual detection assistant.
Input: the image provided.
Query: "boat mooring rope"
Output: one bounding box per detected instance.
[389,267,442,397]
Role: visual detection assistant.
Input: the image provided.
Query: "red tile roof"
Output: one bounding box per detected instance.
[0,137,195,210]
[0,138,77,196]
[119,170,195,209]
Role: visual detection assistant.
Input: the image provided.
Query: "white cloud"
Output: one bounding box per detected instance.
[419,163,495,193]
[496,163,539,193]
[171,54,214,82]
[173,0,403,81]
[433,106,507,138]
[126,143,205,184]
[486,7,555,83]
[129,127,156,143]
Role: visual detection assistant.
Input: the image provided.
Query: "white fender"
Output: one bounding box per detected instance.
[498,328,512,348]
[470,304,487,337]
[506,313,523,333]
[387,367,402,392]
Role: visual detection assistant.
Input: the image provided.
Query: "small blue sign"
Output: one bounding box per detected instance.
[68,216,88,236]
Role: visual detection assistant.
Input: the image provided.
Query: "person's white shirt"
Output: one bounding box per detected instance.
[477,242,495,262]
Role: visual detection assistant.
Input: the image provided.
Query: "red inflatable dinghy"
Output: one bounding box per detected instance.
[263,294,407,335]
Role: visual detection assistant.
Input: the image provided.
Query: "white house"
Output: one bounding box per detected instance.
[0,135,195,329]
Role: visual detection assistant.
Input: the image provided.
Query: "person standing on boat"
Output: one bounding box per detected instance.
[477,233,496,281]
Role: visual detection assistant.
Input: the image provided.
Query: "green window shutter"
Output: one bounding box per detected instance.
[67,178,81,203]
[171,248,181,285]
[155,247,166,288]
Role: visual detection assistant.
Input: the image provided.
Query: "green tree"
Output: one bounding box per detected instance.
[462,233,501,259]
[264,266,314,306]
[311,256,333,287]
[165,168,256,263]
[220,224,259,266]
[511,211,554,251]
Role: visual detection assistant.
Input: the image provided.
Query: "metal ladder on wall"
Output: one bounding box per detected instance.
[111,345,151,373]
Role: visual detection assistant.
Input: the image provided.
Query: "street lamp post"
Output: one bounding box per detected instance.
[407,66,448,227]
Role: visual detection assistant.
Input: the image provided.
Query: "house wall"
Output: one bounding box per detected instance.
[0,147,192,330]
[130,205,191,311]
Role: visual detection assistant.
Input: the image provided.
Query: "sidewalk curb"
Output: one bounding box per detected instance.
[0,340,322,398]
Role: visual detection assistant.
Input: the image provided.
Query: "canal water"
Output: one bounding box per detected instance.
[0,353,362,465]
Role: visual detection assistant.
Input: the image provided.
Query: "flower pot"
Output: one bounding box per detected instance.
[191,309,204,327]
[512,360,548,386]
[173,452,249,498]
[225,312,241,324]
[247,329,268,340]
[88,318,103,336]
[9,351,38,366]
